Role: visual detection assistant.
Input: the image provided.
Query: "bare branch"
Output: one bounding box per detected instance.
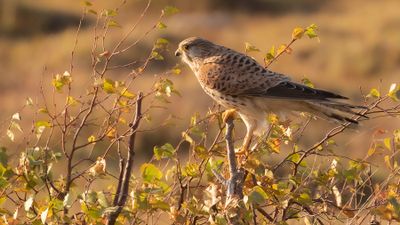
[106,92,143,225]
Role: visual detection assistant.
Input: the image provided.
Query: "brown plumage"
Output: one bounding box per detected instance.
[176,37,364,153]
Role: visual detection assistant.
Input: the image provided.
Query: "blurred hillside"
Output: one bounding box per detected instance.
[0,0,399,162]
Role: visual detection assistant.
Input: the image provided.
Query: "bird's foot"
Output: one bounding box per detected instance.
[222,109,237,123]
[235,145,249,156]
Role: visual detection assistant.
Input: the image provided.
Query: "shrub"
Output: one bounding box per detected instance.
[1,1,400,224]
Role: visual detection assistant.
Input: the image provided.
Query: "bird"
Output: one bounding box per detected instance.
[175,37,364,154]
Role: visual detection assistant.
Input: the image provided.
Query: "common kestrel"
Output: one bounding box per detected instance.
[175,37,363,154]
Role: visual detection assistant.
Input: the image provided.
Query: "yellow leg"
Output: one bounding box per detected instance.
[222,109,237,123]
[236,133,253,155]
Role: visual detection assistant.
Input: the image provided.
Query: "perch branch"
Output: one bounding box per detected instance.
[212,116,245,224]
[106,92,143,225]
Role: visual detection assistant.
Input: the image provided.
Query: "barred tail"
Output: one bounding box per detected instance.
[306,101,367,124]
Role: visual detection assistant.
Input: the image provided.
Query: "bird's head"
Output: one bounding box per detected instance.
[175,37,221,68]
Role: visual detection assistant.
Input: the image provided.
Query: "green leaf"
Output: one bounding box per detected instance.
[81,203,102,219]
[389,197,400,217]
[367,88,380,98]
[141,163,163,183]
[0,177,8,189]
[154,143,175,160]
[156,22,167,29]
[0,148,8,166]
[245,42,260,53]
[162,6,179,16]
[246,186,268,204]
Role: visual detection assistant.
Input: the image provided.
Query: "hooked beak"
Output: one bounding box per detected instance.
[175,49,181,57]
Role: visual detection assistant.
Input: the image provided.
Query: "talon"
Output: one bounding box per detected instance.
[235,146,248,155]
[222,109,237,123]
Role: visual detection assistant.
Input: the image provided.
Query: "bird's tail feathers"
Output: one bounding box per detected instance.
[306,101,367,125]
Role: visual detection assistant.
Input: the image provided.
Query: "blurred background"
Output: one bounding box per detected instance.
[0,0,399,164]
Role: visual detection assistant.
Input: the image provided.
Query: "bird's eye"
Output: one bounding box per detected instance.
[183,45,189,50]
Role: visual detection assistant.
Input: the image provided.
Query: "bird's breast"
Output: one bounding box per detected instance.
[202,87,248,109]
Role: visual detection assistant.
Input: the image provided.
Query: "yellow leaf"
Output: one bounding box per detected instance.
[367,88,380,98]
[66,96,77,106]
[384,138,392,150]
[156,22,167,29]
[88,135,96,143]
[171,67,181,75]
[292,27,305,40]
[106,127,116,138]
[38,108,48,114]
[102,79,116,94]
[107,20,121,28]
[269,139,281,153]
[244,42,260,53]
[367,148,376,156]
[277,44,287,55]
[120,88,135,99]
[119,117,127,124]
[162,6,179,16]
[267,113,279,124]
[52,72,72,92]
[384,155,392,169]
[182,132,194,145]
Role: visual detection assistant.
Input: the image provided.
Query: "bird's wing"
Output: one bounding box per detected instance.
[243,81,348,100]
[199,53,347,100]
[199,53,289,96]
